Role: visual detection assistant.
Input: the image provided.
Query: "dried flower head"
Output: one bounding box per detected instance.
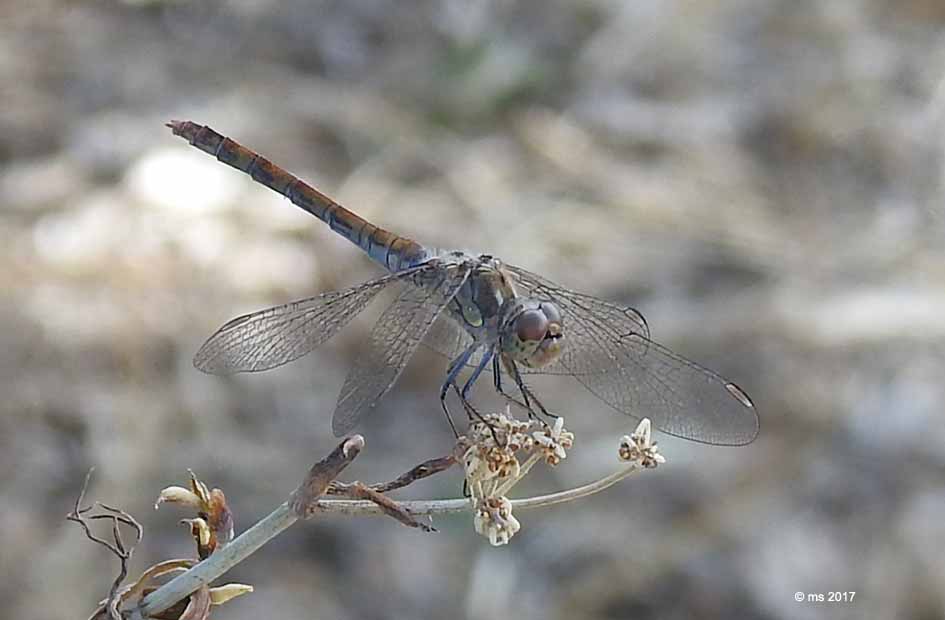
[463,412,529,483]
[460,408,574,545]
[618,419,665,468]
[473,496,521,546]
[531,416,575,466]
[156,470,234,558]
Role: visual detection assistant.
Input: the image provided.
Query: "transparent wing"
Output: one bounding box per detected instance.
[194,266,430,374]
[504,264,759,446]
[331,262,471,436]
[422,313,478,363]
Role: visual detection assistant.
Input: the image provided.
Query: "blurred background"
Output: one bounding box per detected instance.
[3,1,945,618]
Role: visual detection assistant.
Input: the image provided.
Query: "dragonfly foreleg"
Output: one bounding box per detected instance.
[451,382,493,428]
[492,354,529,411]
[497,355,556,426]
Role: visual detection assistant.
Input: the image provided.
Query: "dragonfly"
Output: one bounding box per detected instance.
[168,120,759,446]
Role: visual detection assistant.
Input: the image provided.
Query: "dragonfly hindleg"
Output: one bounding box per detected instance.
[440,343,495,437]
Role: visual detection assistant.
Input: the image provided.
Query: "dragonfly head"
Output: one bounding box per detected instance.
[500,299,564,368]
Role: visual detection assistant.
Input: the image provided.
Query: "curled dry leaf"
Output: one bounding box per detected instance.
[147,582,251,620]
[87,559,196,620]
[181,518,211,550]
[188,470,212,507]
[176,585,212,620]
[209,584,254,605]
[206,488,234,546]
[155,487,202,511]
[156,471,234,556]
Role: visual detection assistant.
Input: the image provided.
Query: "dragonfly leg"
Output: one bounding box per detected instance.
[441,343,498,437]
[439,345,478,438]
[498,355,556,426]
[438,398,460,438]
[492,354,530,412]
[453,348,503,443]
[452,381,500,444]
[460,348,494,400]
[452,383,482,418]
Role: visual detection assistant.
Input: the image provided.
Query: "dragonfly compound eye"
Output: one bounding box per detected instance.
[539,301,562,326]
[508,305,564,368]
[514,309,549,344]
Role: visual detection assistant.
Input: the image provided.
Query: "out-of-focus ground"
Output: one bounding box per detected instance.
[3,1,945,619]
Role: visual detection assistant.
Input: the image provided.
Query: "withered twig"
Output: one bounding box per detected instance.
[67,468,143,620]
[136,435,365,619]
[290,435,364,518]
[331,481,436,532]
[328,453,458,496]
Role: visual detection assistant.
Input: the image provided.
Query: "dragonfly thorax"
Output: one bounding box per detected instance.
[499,298,564,368]
[448,256,514,332]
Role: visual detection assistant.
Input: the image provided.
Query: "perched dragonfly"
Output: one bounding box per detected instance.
[168,121,759,445]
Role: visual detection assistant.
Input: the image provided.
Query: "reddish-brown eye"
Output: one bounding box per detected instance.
[515,310,548,342]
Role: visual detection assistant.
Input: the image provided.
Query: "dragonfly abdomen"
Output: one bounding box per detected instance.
[167,121,428,273]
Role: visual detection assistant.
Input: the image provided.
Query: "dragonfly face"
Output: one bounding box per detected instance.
[499,299,564,368]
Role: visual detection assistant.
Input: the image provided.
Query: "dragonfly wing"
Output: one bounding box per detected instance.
[194,266,431,374]
[331,262,472,436]
[421,314,472,361]
[421,314,497,369]
[504,265,759,446]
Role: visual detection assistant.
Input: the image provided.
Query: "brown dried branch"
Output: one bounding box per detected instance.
[331,481,436,532]
[328,452,459,496]
[289,435,365,518]
[67,468,143,620]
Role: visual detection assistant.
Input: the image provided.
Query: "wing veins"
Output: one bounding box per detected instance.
[331,263,471,435]
[194,264,434,374]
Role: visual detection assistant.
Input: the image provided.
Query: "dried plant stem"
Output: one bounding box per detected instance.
[507,462,643,509]
[135,460,642,618]
[134,502,297,619]
[137,435,365,619]
[67,468,143,620]
[316,461,644,515]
